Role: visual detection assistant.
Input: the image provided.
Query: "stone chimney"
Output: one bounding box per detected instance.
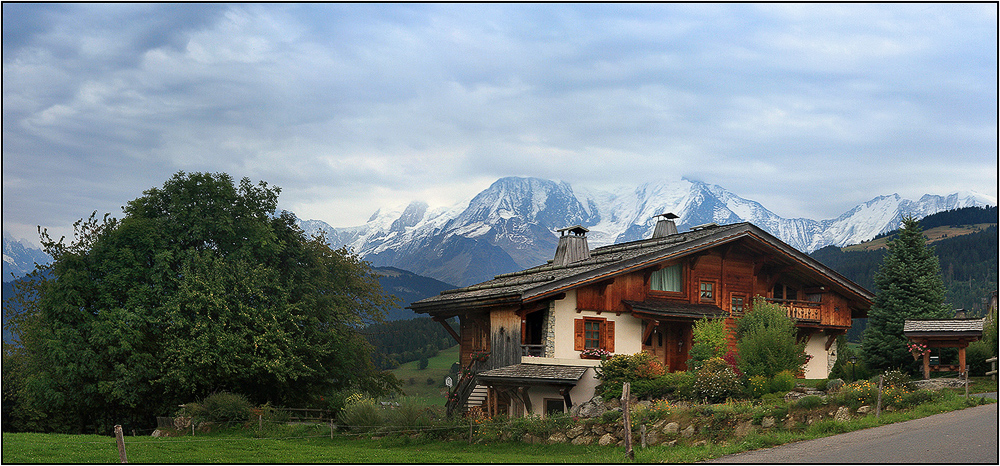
[553,225,591,266]
[651,213,679,238]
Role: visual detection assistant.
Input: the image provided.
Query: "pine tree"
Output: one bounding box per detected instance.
[863,217,951,373]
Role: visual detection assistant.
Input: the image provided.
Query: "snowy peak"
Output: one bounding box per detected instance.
[3,233,51,281]
[454,176,596,229]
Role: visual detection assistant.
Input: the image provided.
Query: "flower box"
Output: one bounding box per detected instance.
[580,348,612,360]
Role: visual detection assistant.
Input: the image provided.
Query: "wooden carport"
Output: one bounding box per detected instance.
[903,317,985,379]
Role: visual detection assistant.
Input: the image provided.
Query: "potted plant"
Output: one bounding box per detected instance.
[580,348,612,360]
[906,342,929,361]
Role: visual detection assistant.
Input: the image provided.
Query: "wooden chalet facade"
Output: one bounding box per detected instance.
[409,216,873,418]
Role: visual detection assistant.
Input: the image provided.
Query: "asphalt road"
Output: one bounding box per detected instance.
[703,397,998,464]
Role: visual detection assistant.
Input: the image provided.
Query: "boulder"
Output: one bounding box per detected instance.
[599,433,617,446]
[857,406,871,415]
[834,406,851,422]
[547,432,568,444]
[522,433,542,444]
[571,435,594,446]
[151,429,170,438]
[693,440,707,447]
[734,421,755,438]
[566,425,586,439]
[664,422,680,434]
[681,425,696,438]
[761,416,775,428]
[573,398,608,418]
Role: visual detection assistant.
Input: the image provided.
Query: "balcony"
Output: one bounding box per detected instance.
[766,298,821,322]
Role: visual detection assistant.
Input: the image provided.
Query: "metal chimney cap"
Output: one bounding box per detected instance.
[653,212,679,220]
[556,225,589,236]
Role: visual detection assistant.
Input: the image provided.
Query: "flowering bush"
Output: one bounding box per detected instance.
[835,379,911,409]
[694,357,742,403]
[906,342,929,360]
[746,375,769,399]
[769,370,796,393]
[470,351,490,363]
[580,348,612,359]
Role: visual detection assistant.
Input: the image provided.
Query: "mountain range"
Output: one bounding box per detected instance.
[4,177,995,290]
[297,177,994,286]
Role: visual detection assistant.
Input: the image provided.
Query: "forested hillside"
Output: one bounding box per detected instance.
[362,317,459,370]
[810,207,997,342]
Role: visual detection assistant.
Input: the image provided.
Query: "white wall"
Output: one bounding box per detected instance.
[802,330,830,379]
[551,289,645,359]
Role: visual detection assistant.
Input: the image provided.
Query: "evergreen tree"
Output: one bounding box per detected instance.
[862,217,951,373]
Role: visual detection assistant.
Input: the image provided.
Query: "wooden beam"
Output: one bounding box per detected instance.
[825,333,839,351]
[642,320,658,344]
[434,317,462,344]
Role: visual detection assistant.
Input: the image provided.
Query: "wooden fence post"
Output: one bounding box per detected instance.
[622,382,633,460]
[114,425,128,463]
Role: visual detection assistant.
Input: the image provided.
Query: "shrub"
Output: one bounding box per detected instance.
[632,371,695,400]
[689,317,729,370]
[199,392,253,425]
[794,395,824,410]
[596,352,665,399]
[693,358,742,403]
[815,379,829,392]
[826,378,844,393]
[880,369,914,391]
[769,370,796,393]
[746,375,769,399]
[899,389,936,408]
[337,395,381,432]
[736,298,808,378]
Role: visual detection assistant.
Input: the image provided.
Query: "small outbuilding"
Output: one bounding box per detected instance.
[903,311,985,379]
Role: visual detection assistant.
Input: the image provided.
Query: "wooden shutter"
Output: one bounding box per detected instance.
[604,320,615,352]
[574,319,585,351]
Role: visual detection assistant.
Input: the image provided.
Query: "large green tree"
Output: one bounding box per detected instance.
[862,217,951,373]
[4,172,399,433]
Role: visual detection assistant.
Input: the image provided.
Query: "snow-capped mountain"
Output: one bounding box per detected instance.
[298,177,996,286]
[2,233,51,281]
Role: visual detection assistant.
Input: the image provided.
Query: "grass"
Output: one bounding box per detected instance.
[389,345,459,406]
[4,392,993,463]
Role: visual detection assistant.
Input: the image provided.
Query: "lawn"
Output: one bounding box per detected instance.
[4,392,994,463]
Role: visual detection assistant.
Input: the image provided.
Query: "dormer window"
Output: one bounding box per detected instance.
[650,264,683,292]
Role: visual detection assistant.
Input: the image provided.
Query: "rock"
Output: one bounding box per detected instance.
[667,439,678,446]
[566,425,586,439]
[571,435,594,446]
[548,432,568,444]
[151,429,170,437]
[681,425,696,437]
[605,397,621,409]
[638,400,653,409]
[885,406,896,412]
[761,416,775,428]
[734,421,755,438]
[834,406,851,422]
[652,419,667,431]
[599,433,616,446]
[693,440,707,447]
[646,432,661,446]
[173,416,192,430]
[664,422,680,434]
[522,433,542,444]
[574,398,608,418]
[857,405,871,415]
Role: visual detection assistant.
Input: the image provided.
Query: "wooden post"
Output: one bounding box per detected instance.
[114,425,128,463]
[640,424,647,449]
[622,382,634,460]
[259,414,263,432]
[959,346,967,378]
[469,420,474,445]
[965,366,969,400]
[922,350,930,380]
[875,374,883,419]
[330,419,334,440]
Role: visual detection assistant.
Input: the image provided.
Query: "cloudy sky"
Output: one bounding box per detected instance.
[3,3,997,245]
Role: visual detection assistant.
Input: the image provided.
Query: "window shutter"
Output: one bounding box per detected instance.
[574,319,585,351]
[604,321,615,352]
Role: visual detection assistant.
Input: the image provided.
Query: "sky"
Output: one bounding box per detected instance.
[3,3,997,246]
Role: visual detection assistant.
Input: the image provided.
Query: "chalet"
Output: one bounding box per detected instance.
[409,215,873,417]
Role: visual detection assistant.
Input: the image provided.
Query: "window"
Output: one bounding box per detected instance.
[545,399,565,417]
[700,282,714,301]
[773,283,797,301]
[574,318,615,352]
[731,294,745,315]
[650,264,682,292]
[584,320,601,349]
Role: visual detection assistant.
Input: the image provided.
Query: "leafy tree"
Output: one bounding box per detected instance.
[736,297,808,379]
[863,217,951,374]
[687,316,728,370]
[3,172,399,433]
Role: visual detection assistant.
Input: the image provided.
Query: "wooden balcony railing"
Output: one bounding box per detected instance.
[766,298,821,322]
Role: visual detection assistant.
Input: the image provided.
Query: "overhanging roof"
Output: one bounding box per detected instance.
[476,364,587,386]
[903,318,985,338]
[623,300,726,320]
[409,222,874,315]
